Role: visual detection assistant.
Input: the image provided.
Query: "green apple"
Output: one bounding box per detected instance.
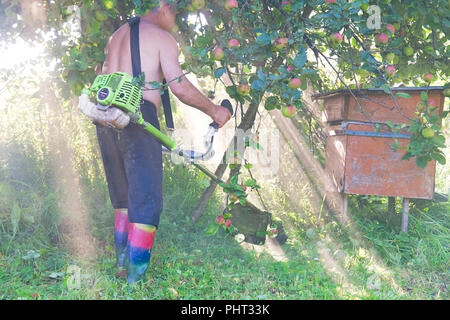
[386,53,396,63]
[281,105,296,118]
[443,88,450,97]
[421,128,434,138]
[237,84,250,96]
[403,46,414,56]
[192,0,205,10]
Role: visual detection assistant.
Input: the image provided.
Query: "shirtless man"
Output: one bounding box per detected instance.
[97,1,231,283]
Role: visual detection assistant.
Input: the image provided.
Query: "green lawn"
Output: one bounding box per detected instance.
[0,149,448,299]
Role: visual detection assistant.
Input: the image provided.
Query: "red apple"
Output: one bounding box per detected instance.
[286,65,294,72]
[385,24,395,34]
[385,65,396,77]
[281,0,291,12]
[281,105,296,118]
[241,184,247,192]
[237,83,250,95]
[329,32,343,46]
[288,78,302,89]
[225,0,238,10]
[274,37,288,51]
[423,73,434,83]
[228,38,240,47]
[213,47,224,60]
[224,219,232,228]
[216,215,225,225]
[375,33,389,45]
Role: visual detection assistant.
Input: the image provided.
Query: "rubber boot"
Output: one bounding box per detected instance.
[114,208,129,277]
[126,223,156,284]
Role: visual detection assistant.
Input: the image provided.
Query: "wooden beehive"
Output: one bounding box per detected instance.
[315,87,445,200]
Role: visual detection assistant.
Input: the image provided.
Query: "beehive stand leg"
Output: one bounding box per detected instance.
[342,194,348,221]
[401,198,410,233]
[388,197,396,214]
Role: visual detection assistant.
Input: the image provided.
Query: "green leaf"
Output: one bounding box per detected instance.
[256,33,271,46]
[205,223,219,236]
[293,49,307,69]
[421,91,428,101]
[214,67,226,78]
[264,96,279,110]
[381,84,391,94]
[257,68,267,82]
[431,152,446,165]
[251,79,266,91]
[416,156,428,169]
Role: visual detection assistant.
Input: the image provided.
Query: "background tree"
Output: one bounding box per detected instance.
[1,0,448,221]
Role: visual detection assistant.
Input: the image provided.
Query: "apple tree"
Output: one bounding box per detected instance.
[1,0,449,222]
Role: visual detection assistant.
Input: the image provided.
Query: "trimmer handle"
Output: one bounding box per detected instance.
[210,99,234,129]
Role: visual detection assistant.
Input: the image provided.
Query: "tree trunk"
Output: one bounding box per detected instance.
[191,101,260,222]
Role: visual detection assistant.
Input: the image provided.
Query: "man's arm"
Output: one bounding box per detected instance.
[159,32,231,127]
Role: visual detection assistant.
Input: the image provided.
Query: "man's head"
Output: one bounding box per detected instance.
[142,0,177,31]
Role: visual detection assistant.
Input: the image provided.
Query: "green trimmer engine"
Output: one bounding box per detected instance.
[79,72,177,151]
[91,72,142,114]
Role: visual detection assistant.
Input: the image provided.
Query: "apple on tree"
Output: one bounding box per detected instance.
[273,38,288,51]
[385,24,395,34]
[386,53,396,64]
[403,46,414,57]
[216,215,225,225]
[281,0,291,12]
[237,83,250,96]
[443,88,450,97]
[191,0,205,10]
[423,73,434,83]
[375,33,389,45]
[329,33,343,47]
[213,47,224,60]
[421,128,435,138]
[288,78,301,89]
[281,105,296,118]
[228,38,240,47]
[225,0,238,10]
[385,65,396,77]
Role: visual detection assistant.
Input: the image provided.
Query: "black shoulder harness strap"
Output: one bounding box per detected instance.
[128,16,175,130]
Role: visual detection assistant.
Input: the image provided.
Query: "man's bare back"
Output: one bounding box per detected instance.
[102,21,168,111]
[101,14,231,128]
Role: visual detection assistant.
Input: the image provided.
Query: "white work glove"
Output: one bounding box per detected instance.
[78,93,130,129]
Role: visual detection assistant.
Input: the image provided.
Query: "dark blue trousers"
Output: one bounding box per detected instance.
[96,100,163,227]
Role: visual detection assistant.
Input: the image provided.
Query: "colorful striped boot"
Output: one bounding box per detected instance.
[114,208,129,278]
[126,223,156,284]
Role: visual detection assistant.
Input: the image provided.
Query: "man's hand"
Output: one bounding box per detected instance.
[211,104,232,128]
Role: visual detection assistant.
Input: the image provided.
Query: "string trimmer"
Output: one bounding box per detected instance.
[78,72,286,245]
